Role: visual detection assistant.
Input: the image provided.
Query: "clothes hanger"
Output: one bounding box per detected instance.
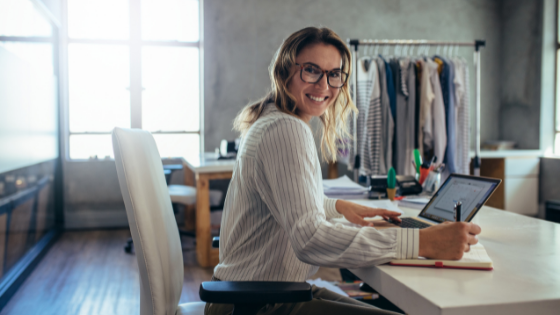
[367,40,374,57]
[362,41,373,71]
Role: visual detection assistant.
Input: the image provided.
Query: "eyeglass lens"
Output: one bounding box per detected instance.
[301,64,347,88]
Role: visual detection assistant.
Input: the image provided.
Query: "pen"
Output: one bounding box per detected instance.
[430,156,437,167]
[454,201,462,222]
[424,155,436,168]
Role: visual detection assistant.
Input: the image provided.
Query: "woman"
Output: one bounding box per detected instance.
[207,27,480,315]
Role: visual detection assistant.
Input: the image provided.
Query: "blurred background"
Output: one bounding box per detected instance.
[1,0,560,313]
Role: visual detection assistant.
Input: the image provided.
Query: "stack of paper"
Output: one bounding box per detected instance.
[398,196,431,210]
[323,175,369,199]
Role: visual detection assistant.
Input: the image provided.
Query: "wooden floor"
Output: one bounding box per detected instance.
[0,229,343,315]
[0,229,214,315]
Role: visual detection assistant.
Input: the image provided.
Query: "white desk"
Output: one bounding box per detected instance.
[350,206,560,315]
[181,153,235,267]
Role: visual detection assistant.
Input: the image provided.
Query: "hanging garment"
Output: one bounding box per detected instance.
[355,57,382,176]
[382,56,397,119]
[354,57,373,172]
[417,59,434,157]
[376,57,394,173]
[419,59,447,162]
[426,59,447,163]
[414,62,421,149]
[390,58,402,171]
[435,56,457,174]
[403,60,417,175]
[394,58,408,175]
[453,58,470,174]
[365,63,383,175]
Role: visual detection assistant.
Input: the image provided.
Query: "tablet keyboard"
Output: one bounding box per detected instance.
[391,217,432,229]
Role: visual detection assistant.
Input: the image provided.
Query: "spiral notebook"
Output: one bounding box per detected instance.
[389,243,493,270]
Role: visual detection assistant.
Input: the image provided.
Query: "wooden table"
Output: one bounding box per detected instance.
[350,205,560,315]
[182,153,235,267]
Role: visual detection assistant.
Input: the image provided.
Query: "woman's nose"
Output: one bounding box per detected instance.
[315,74,329,90]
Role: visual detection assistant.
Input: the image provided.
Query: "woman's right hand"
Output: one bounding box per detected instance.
[418,222,481,260]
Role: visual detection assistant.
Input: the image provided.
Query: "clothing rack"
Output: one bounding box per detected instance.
[347,39,486,181]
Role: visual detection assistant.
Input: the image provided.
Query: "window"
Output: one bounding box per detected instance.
[0,0,58,283]
[66,0,201,160]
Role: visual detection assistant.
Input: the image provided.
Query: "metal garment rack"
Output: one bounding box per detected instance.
[347,39,486,181]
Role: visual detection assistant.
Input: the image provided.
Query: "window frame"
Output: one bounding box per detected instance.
[63,0,203,161]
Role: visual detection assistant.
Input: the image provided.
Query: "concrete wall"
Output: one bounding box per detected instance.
[203,0,503,152]
[498,0,543,149]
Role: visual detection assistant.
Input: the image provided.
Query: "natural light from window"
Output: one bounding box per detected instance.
[0,0,52,37]
[66,0,201,161]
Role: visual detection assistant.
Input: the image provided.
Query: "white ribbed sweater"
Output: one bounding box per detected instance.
[214,104,418,282]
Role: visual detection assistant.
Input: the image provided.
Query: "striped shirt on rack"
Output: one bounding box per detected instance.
[214,104,419,282]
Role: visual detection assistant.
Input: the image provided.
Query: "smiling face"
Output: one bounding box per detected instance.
[287,43,342,123]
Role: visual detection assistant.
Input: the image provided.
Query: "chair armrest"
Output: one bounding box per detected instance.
[199,281,312,304]
[212,236,219,248]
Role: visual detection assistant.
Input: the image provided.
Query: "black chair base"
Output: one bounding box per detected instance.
[124,238,134,254]
[124,229,196,254]
[202,237,313,315]
[200,281,312,315]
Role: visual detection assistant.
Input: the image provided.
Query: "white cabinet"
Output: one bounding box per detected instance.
[504,177,539,216]
[504,158,539,216]
[479,156,540,216]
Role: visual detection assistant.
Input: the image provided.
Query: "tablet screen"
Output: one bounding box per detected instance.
[419,174,501,223]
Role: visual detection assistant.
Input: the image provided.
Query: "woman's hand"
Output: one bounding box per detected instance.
[419,222,481,259]
[335,200,402,227]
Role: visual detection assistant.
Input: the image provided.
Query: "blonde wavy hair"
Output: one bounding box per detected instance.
[233,27,356,162]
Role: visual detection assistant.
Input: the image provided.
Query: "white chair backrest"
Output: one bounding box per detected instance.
[112,127,184,315]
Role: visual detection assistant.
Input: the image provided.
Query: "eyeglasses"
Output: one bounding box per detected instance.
[295,63,348,88]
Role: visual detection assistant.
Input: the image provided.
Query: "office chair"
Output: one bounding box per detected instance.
[112,127,311,315]
[124,163,196,254]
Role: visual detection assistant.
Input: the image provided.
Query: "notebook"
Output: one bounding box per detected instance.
[389,243,493,270]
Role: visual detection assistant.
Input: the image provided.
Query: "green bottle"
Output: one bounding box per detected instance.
[386,167,397,201]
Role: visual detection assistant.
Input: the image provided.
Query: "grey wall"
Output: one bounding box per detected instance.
[498,0,543,149]
[203,0,503,152]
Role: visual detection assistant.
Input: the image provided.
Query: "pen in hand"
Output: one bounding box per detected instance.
[454,201,462,222]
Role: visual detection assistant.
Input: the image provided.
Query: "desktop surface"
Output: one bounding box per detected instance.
[350,205,560,315]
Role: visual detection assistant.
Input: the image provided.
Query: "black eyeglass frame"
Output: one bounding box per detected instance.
[295,63,348,88]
